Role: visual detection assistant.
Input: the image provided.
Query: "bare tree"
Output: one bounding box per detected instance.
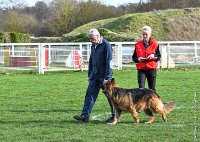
[48,0,78,36]
[0,0,26,9]
[74,0,115,27]
[0,9,4,31]
[34,1,49,22]
[3,10,37,34]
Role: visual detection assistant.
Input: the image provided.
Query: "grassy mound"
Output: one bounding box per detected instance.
[63,8,200,42]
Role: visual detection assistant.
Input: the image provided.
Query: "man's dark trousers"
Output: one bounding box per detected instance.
[81,77,114,117]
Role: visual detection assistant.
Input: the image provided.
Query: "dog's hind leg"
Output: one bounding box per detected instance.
[161,102,176,122]
[161,112,167,122]
[149,98,168,123]
[144,108,154,123]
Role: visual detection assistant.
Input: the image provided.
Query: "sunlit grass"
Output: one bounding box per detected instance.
[0,68,199,142]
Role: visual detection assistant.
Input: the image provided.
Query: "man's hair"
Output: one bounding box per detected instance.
[141,26,152,34]
[88,29,100,37]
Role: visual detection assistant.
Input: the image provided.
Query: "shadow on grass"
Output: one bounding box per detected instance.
[0,119,105,125]
[6,109,81,113]
[0,119,175,127]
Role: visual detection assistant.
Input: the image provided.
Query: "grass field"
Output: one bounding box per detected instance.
[0,68,199,142]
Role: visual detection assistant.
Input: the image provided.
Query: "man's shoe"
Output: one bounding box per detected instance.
[73,115,89,122]
[104,116,114,123]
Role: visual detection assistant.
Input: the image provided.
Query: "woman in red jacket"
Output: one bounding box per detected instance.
[132,26,161,91]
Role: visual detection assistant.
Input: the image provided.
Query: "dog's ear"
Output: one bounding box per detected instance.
[111,78,116,86]
[111,78,115,83]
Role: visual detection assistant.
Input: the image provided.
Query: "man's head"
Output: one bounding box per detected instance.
[88,29,101,44]
[141,26,152,42]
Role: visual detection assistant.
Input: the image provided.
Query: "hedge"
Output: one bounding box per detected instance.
[63,28,135,42]
[0,32,4,43]
[0,32,31,43]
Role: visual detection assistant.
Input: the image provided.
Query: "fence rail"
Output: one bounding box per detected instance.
[0,41,200,74]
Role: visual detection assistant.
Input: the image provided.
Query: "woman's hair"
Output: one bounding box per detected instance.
[141,26,152,34]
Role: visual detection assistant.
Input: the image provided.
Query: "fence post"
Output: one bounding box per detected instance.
[167,43,170,68]
[38,44,45,74]
[115,43,122,70]
[194,42,197,62]
[48,44,51,67]
[159,46,163,68]
[118,43,122,70]
[11,44,14,56]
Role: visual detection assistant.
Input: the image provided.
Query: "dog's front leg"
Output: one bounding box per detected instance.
[131,110,139,123]
[111,110,122,125]
[111,118,118,125]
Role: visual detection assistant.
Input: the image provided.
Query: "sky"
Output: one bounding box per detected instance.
[27,0,140,7]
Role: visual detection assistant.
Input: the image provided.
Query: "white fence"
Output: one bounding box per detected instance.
[0,41,200,74]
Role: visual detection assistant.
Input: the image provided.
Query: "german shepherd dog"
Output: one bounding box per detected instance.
[103,78,176,125]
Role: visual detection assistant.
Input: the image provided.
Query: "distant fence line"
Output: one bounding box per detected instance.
[0,41,200,74]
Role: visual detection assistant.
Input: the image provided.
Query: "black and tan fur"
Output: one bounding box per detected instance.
[103,78,176,125]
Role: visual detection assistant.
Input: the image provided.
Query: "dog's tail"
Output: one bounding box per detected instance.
[164,102,176,113]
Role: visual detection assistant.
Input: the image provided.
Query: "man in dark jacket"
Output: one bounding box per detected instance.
[132,26,161,91]
[73,29,114,123]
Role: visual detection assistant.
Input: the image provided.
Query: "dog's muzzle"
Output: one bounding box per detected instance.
[102,90,106,93]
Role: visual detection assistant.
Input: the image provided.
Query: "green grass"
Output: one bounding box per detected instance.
[0,68,200,142]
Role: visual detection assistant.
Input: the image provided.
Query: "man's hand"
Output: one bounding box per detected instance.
[103,80,108,86]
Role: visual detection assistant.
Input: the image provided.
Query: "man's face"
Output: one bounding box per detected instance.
[89,35,100,44]
[142,31,151,42]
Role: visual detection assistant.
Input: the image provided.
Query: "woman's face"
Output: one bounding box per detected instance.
[142,31,151,42]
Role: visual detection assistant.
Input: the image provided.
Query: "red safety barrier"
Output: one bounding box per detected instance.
[73,48,85,68]
[10,56,32,67]
[45,49,49,67]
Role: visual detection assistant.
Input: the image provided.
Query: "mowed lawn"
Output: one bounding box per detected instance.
[0,68,199,142]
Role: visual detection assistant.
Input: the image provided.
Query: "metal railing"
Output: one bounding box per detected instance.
[0,41,200,74]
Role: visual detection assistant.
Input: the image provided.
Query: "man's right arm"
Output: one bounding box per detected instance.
[88,56,92,77]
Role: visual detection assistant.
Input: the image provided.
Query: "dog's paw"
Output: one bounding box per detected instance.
[107,122,116,125]
[108,121,118,125]
[107,123,115,125]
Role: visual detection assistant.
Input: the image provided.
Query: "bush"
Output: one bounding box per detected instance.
[63,32,88,42]
[10,32,31,43]
[0,32,4,43]
[31,37,63,43]
[63,28,135,42]
[9,32,17,43]
[0,32,31,43]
